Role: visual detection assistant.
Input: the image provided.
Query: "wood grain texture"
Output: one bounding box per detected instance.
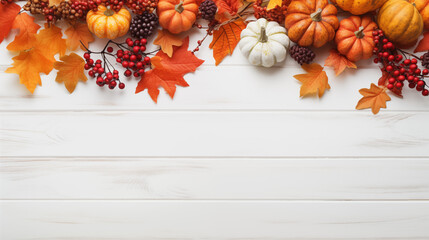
[1,158,429,200]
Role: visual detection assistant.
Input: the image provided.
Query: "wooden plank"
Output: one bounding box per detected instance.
[1,158,429,200]
[1,111,428,157]
[1,201,428,239]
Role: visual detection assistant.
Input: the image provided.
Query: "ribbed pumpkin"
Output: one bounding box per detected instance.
[285,0,339,48]
[377,0,423,47]
[330,0,387,15]
[157,0,198,34]
[335,16,377,62]
[87,5,131,39]
[409,0,429,29]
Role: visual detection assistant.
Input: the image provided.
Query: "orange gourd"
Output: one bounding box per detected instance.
[330,0,387,15]
[157,0,199,34]
[377,0,423,47]
[285,0,339,48]
[335,16,377,62]
[87,5,131,39]
[409,0,429,29]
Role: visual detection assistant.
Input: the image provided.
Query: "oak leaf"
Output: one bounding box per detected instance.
[54,53,87,93]
[267,0,282,10]
[209,20,246,65]
[356,83,391,114]
[36,23,67,57]
[377,69,402,98]
[7,13,41,51]
[136,37,204,102]
[65,22,95,51]
[414,32,429,53]
[294,63,330,97]
[0,2,21,44]
[324,49,357,76]
[153,29,183,57]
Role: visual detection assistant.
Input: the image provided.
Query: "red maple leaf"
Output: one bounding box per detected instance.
[414,32,429,53]
[135,37,204,102]
[0,2,21,44]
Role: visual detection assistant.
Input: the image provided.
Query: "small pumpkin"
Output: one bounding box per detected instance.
[377,0,423,47]
[285,0,339,48]
[239,18,290,67]
[409,0,429,29]
[330,0,387,15]
[157,0,198,34]
[87,5,131,39]
[335,16,377,62]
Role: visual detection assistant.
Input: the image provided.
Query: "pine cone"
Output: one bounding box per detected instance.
[129,12,159,39]
[290,45,316,65]
[421,51,429,69]
[199,0,217,21]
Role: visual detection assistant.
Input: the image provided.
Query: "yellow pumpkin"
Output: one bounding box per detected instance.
[377,0,423,47]
[87,5,131,39]
[331,0,387,15]
[409,0,429,29]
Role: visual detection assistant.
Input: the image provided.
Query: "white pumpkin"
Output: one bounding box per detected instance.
[239,18,290,68]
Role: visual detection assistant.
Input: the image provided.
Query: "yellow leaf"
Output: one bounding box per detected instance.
[7,13,40,51]
[54,53,88,93]
[36,23,67,57]
[65,22,95,51]
[153,29,183,57]
[356,83,391,114]
[267,0,282,10]
[209,20,246,65]
[294,63,330,98]
[324,49,357,76]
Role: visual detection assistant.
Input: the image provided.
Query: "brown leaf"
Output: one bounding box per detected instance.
[54,53,87,93]
[414,32,429,53]
[294,63,330,97]
[324,49,357,76]
[209,20,246,65]
[356,83,391,114]
[65,22,95,51]
[153,29,183,57]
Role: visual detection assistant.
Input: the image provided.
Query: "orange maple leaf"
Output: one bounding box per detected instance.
[209,20,246,65]
[356,83,391,114]
[377,69,402,98]
[65,22,95,51]
[0,2,21,44]
[153,29,183,57]
[214,0,243,17]
[7,13,41,52]
[294,63,330,97]
[414,31,429,53]
[324,49,357,76]
[54,53,87,93]
[36,23,67,57]
[5,40,56,93]
[136,37,204,102]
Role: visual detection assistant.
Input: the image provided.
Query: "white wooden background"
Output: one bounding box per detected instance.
[1,16,429,239]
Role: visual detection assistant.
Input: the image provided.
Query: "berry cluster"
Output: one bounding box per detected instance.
[126,0,158,14]
[129,12,159,39]
[199,0,217,21]
[372,29,429,96]
[82,38,153,90]
[253,0,291,24]
[290,45,316,65]
[24,0,97,23]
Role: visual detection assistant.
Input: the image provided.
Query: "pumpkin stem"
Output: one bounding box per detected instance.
[354,26,365,39]
[310,8,323,22]
[259,26,268,43]
[104,6,115,16]
[175,2,185,13]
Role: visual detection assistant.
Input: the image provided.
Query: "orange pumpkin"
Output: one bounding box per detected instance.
[409,0,429,29]
[285,0,339,48]
[377,0,423,47]
[335,16,377,62]
[330,0,387,15]
[87,5,131,39]
[157,0,199,34]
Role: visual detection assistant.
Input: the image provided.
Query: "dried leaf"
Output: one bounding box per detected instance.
[294,63,330,97]
[7,13,41,51]
[49,0,62,6]
[267,0,282,10]
[36,23,67,57]
[0,2,21,44]
[414,32,429,53]
[153,29,183,57]
[136,37,204,102]
[53,53,87,93]
[377,69,402,98]
[209,20,246,65]
[324,49,357,76]
[356,83,391,114]
[65,22,95,51]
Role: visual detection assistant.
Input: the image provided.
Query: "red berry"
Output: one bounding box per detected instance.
[144,56,150,63]
[398,75,405,81]
[411,58,418,64]
[417,80,425,87]
[374,58,379,63]
[374,36,380,40]
[128,62,135,68]
[127,41,133,47]
[404,59,411,65]
[138,69,145,75]
[104,78,110,84]
[130,55,137,62]
[123,54,129,60]
[382,38,388,43]
[88,59,94,66]
[96,78,104,86]
[92,67,98,73]
[423,89,429,96]
[122,61,129,68]
[113,70,119,75]
[126,38,132,43]
[409,82,416,88]
[124,70,132,77]
[395,82,403,88]
[388,77,396,84]
[134,40,140,46]
[133,72,140,77]
[141,39,147,45]
[414,77,420,82]
[386,42,393,49]
[107,74,113,80]
[96,59,102,64]
[386,65,393,71]
[133,46,140,53]
[387,83,394,89]
[410,64,417,70]
[395,55,403,62]
[393,70,400,76]
[408,75,414,81]
[98,68,104,74]
[372,31,378,36]
[382,52,389,58]
[116,58,122,63]
[140,46,146,52]
[88,70,95,77]
[415,69,421,75]
[107,47,113,53]
[400,68,406,74]
[119,82,125,89]
[423,69,429,75]
[84,52,90,59]
[388,55,395,61]
[374,40,379,44]
[136,62,143,69]
[117,52,124,58]
[84,64,90,70]
[417,86,424,91]
[95,63,102,68]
